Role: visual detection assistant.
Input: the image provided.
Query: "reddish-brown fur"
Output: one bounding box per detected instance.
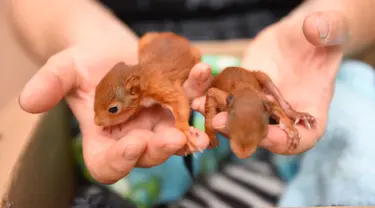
[94,32,202,152]
[204,67,317,159]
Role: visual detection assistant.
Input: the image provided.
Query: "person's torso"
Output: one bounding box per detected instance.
[99,0,302,40]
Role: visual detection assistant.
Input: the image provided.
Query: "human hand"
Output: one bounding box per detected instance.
[192,11,348,156]
[19,40,212,184]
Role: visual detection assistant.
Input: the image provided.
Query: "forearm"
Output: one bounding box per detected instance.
[7,0,138,63]
[285,0,375,55]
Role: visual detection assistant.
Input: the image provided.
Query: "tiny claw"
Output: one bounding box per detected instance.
[103,126,111,133]
[304,119,311,129]
[292,112,317,130]
[279,122,300,152]
[294,118,300,126]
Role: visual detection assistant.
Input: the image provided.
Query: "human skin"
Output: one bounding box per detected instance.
[8,0,375,183]
[7,0,212,184]
[203,67,317,158]
[94,32,204,153]
[192,0,375,155]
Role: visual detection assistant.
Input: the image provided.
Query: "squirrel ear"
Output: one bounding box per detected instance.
[226,93,235,106]
[125,74,141,95]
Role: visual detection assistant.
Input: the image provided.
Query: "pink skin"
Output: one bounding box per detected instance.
[95,108,139,133]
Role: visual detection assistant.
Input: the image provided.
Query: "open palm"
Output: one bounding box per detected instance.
[192,11,345,155]
[244,18,343,154]
[19,42,212,183]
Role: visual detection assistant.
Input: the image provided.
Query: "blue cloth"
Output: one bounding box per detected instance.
[273,59,375,206]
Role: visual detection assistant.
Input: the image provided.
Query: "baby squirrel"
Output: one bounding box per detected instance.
[204,66,317,158]
[94,32,202,153]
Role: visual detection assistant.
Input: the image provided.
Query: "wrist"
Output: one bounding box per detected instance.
[59,1,139,64]
[68,22,139,65]
[8,0,139,64]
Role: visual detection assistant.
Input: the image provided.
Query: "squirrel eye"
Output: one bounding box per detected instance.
[108,106,119,114]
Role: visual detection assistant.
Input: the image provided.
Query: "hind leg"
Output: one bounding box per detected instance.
[204,88,229,149]
[253,71,317,129]
[263,99,301,151]
[153,82,202,153]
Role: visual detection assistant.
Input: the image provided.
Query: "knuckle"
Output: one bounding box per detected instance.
[46,54,61,65]
[137,162,158,168]
[137,155,165,168]
[45,50,74,71]
[88,161,130,185]
[120,143,144,161]
[92,171,123,185]
[86,162,120,184]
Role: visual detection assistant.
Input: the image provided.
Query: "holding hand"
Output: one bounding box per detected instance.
[18,40,213,184]
[192,11,348,156]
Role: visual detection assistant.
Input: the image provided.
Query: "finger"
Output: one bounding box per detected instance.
[191,96,206,113]
[19,50,77,113]
[303,11,349,47]
[212,112,230,136]
[137,127,186,167]
[175,111,231,155]
[209,110,321,154]
[259,125,321,155]
[175,128,210,156]
[183,62,213,100]
[82,129,151,184]
[153,119,210,156]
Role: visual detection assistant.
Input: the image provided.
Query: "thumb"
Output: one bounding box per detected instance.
[19,50,77,113]
[303,11,349,47]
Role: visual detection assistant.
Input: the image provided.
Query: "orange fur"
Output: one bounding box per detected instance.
[94,32,202,152]
[204,67,317,158]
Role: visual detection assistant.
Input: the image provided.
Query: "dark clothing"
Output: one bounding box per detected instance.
[99,0,302,40]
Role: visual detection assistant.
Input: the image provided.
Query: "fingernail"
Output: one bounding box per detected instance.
[316,16,329,39]
[260,139,274,148]
[212,114,227,129]
[19,81,34,105]
[123,143,142,160]
[212,119,226,129]
[191,99,200,110]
